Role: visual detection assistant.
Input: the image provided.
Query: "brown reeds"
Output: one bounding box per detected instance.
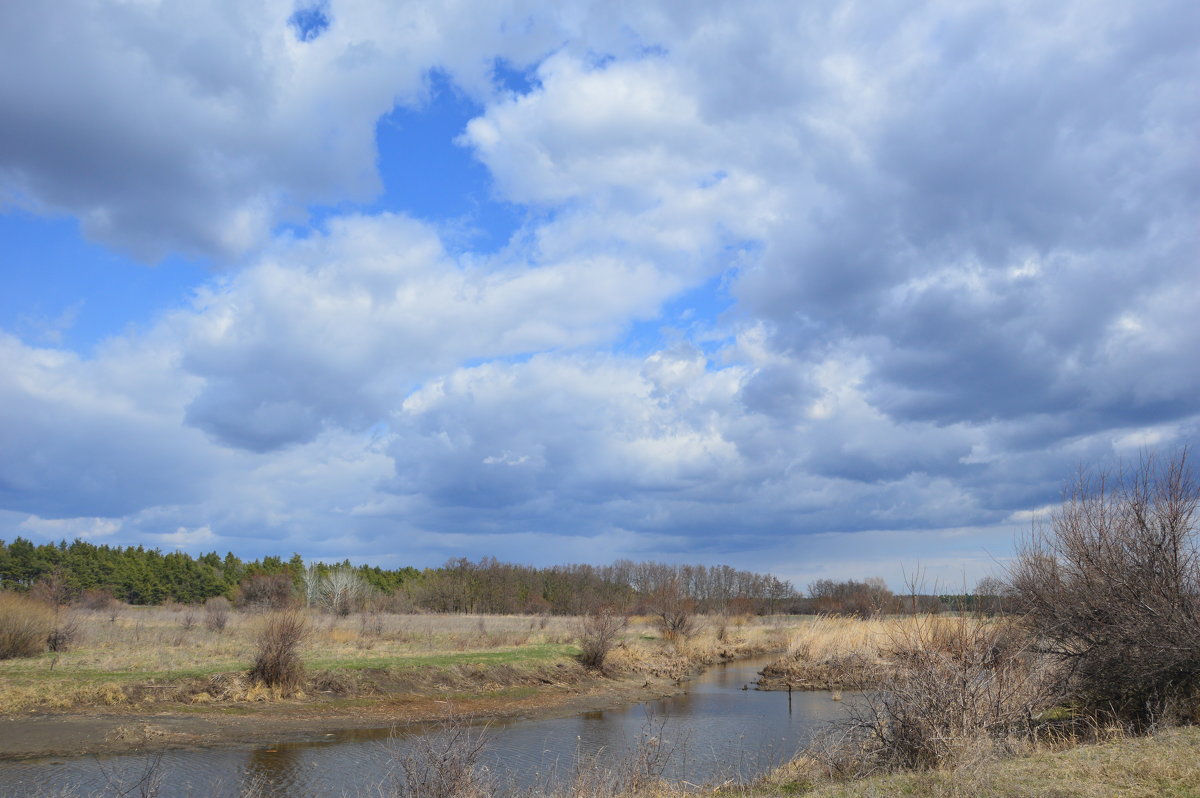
[808,615,1061,776]
[0,592,55,659]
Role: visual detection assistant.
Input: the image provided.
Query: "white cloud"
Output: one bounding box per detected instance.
[2,0,1198,576]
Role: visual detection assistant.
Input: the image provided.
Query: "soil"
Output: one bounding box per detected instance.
[0,674,684,761]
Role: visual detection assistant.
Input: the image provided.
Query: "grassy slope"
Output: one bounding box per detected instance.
[741,727,1200,798]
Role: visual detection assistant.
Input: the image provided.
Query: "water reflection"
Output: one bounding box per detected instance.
[0,656,849,797]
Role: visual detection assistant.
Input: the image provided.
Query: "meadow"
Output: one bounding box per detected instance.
[0,602,791,716]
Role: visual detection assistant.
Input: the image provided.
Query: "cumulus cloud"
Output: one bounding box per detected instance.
[173,213,686,451]
[1,0,1197,585]
[0,0,568,259]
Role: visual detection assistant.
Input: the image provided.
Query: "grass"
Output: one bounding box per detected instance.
[746,726,1200,797]
[758,614,977,690]
[0,605,800,714]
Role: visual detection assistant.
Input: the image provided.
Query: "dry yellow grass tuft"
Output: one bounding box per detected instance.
[770,726,1200,798]
[759,614,978,690]
[605,615,793,679]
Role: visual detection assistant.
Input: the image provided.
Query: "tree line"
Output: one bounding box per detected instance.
[0,538,800,615]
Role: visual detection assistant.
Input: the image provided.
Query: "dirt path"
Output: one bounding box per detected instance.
[0,675,683,761]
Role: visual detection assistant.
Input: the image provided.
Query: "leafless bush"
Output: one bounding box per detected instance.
[648,581,697,641]
[237,573,296,611]
[812,616,1060,776]
[386,715,492,798]
[0,591,54,659]
[179,605,198,632]
[46,613,80,652]
[576,606,628,671]
[249,609,308,692]
[359,609,384,639]
[76,588,118,612]
[204,596,231,633]
[28,571,71,608]
[1010,448,1200,725]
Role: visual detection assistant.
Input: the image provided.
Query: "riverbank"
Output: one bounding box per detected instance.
[0,670,685,761]
[748,726,1200,797]
[0,608,794,760]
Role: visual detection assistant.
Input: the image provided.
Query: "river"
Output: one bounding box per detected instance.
[0,656,849,796]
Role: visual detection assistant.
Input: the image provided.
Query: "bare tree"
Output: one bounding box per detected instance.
[319,566,371,616]
[1010,448,1200,725]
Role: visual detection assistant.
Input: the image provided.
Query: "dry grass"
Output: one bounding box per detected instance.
[758,726,1200,797]
[0,607,801,713]
[758,615,977,689]
[0,591,56,659]
[606,614,793,680]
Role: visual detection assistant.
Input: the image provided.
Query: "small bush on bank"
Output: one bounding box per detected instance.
[577,606,627,670]
[813,616,1060,775]
[249,609,308,692]
[0,591,55,659]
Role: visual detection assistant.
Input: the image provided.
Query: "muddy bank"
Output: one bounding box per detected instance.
[0,631,789,761]
[0,672,684,761]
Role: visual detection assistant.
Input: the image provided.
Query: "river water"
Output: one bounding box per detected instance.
[0,656,849,796]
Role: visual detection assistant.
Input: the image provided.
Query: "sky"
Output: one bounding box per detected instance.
[1,0,1197,590]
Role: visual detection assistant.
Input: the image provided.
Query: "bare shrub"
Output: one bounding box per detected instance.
[1010,449,1200,725]
[27,573,80,653]
[204,596,231,633]
[237,573,296,611]
[249,609,308,692]
[386,715,492,798]
[28,571,71,608]
[0,592,54,659]
[648,581,697,641]
[179,605,198,632]
[76,588,117,612]
[359,609,384,640]
[46,614,80,652]
[577,606,628,671]
[813,616,1059,776]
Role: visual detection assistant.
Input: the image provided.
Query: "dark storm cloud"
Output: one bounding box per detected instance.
[735,0,1200,444]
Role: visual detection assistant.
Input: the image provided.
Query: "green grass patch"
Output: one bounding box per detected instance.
[305,643,577,672]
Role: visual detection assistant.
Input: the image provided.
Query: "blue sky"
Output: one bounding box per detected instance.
[1,0,1197,589]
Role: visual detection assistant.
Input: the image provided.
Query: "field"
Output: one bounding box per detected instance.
[0,604,792,717]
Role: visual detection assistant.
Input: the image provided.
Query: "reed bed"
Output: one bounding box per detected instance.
[758,614,976,690]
